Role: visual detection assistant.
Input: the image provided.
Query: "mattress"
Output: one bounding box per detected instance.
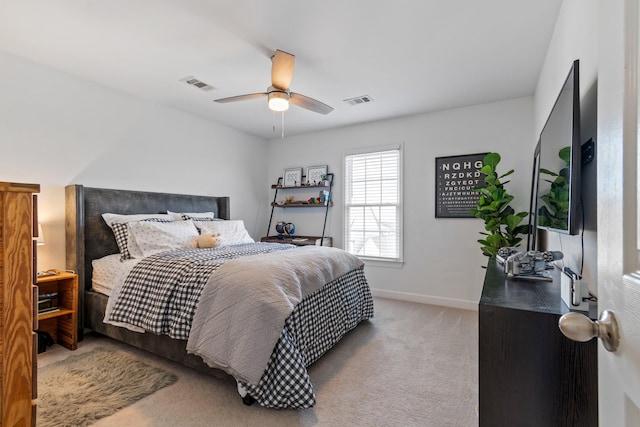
[91,254,139,296]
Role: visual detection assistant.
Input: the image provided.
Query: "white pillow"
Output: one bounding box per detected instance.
[167,211,216,221]
[102,213,174,227]
[128,220,199,258]
[195,220,254,246]
[102,213,175,260]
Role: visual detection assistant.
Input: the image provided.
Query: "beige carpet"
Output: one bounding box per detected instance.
[37,297,478,427]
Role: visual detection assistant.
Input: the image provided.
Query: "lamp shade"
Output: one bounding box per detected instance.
[36,223,45,246]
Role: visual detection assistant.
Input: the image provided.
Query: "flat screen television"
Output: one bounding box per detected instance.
[535,59,581,236]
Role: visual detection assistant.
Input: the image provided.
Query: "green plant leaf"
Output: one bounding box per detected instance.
[484,175,498,186]
[505,214,524,230]
[540,168,558,176]
[483,152,501,168]
[477,188,493,198]
[512,224,530,235]
[498,169,514,179]
[480,165,494,176]
[510,237,523,246]
[559,146,571,165]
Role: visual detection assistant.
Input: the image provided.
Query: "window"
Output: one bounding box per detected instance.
[344,146,402,263]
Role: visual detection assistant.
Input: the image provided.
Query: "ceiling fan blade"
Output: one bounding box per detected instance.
[290,92,334,115]
[214,93,266,103]
[271,49,295,90]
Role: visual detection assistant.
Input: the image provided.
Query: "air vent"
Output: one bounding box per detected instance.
[180,76,214,91]
[343,95,374,106]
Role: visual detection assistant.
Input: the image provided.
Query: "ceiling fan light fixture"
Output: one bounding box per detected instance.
[268,91,290,112]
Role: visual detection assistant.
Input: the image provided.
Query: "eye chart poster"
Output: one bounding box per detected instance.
[435,152,488,218]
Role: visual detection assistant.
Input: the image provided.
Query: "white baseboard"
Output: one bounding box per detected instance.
[370,288,478,311]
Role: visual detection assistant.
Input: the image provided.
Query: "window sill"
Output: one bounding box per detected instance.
[359,257,404,269]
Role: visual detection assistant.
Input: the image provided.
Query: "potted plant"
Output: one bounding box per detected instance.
[470,152,529,259]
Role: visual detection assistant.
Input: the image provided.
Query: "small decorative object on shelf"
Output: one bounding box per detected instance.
[320,190,330,205]
[275,221,296,238]
[283,167,303,187]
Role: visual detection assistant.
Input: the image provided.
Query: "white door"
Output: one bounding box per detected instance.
[597,0,640,424]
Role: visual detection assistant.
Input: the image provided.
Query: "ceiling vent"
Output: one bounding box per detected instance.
[180,76,214,91]
[343,95,374,106]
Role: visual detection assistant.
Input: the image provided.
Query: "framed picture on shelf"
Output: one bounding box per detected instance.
[306,165,328,185]
[283,167,303,187]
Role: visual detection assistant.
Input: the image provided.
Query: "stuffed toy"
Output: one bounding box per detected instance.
[196,232,222,248]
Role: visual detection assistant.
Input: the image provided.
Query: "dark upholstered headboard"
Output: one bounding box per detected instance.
[65,185,230,332]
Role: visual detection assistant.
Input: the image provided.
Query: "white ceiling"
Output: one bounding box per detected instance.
[0,1,563,140]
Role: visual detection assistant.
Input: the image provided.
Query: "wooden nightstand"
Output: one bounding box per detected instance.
[36,271,78,350]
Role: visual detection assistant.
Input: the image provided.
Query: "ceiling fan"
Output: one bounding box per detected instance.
[214,49,334,115]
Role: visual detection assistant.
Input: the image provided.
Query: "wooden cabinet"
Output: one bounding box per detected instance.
[0,181,39,426]
[479,259,597,427]
[36,271,78,350]
[263,173,334,246]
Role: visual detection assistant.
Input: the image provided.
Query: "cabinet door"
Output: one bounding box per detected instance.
[479,305,597,427]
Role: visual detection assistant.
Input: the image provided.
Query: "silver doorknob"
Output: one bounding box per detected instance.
[558,310,620,352]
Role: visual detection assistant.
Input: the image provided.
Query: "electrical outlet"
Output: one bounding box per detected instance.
[582,138,595,165]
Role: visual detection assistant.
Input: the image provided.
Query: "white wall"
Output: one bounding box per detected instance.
[267,97,534,308]
[0,51,268,272]
[533,0,599,295]
[1,48,542,309]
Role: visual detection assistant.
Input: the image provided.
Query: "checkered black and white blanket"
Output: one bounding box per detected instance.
[108,242,293,339]
[107,242,374,408]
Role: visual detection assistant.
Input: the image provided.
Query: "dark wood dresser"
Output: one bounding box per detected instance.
[479,259,597,427]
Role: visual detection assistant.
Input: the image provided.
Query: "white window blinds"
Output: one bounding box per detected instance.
[344,147,402,262]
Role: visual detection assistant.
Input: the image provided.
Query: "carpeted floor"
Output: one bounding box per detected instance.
[37,297,478,427]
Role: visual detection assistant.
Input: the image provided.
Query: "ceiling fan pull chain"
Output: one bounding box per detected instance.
[272,110,276,133]
[281,112,285,139]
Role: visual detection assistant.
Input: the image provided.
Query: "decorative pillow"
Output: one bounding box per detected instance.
[167,211,216,221]
[128,220,199,258]
[194,220,254,246]
[110,223,136,259]
[102,213,175,260]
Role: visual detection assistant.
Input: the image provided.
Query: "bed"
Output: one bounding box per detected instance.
[64,185,374,409]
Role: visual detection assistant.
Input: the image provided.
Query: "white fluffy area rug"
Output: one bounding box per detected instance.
[37,346,177,427]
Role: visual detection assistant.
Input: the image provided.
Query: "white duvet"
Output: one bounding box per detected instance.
[186,245,364,385]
